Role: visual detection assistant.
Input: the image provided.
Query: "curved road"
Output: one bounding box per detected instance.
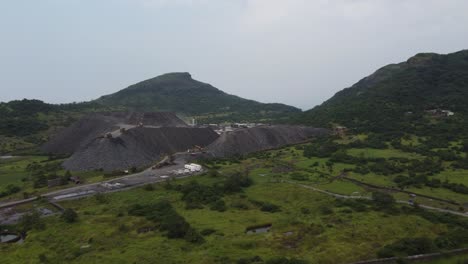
[286,181,468,218]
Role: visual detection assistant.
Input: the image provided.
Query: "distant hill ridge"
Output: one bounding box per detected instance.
[94,72,300,119]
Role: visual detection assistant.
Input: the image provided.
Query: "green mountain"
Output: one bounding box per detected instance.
[94,72,300,122]
[298,50,468,134]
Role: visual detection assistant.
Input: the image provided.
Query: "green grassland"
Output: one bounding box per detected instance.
[1,170,462,264]
[1,134,468,263]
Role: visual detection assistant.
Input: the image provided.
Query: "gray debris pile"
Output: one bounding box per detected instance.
[41,112,188,155]
[41,112,329,172]
[63,127,219,172]
[206,125,329,157]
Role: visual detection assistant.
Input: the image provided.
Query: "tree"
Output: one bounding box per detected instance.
[61,208,78,223]
[19,211,45,231]
[372,191,395,208]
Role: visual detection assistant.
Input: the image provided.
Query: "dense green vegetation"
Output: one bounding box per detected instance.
[0,156,115,202]
[298,50,468,137]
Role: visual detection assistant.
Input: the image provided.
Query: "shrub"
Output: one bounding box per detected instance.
[128,200,203,243]
[61,208,78,223]
[372,191,395,208]
[377,237,437,258]
[210,200,226,212]
[266,257,308,264]
[19,211,45,231]
[290,172,309,181]
[223,173,252,193]
[260,202,281,213]
[200,228,216,236]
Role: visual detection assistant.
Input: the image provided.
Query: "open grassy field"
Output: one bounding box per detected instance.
[0,156,47,186]
[347,147,424,160]
[2,170,463,264]
[1,137,467,264]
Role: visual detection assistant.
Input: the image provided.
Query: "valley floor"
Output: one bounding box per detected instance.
[1,136,468,264]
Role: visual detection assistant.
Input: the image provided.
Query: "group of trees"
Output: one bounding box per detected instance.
[377,237,438,258]
[377,228,468,258]
[128,200,204,243]
[301,134,468,195]
[0,184,21,198]
[25,161,69,189]
[394,175,468,194]
[172,171,253,211]
[0,99,56,137]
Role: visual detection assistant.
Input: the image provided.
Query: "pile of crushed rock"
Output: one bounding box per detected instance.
[63,127,219,171]
[206,125,329,157]
[41,112,187,155]
[42,112,329,172]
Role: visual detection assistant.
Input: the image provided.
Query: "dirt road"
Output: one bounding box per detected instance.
[287,181,468,218]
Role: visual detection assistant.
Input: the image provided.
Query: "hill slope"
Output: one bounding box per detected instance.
[94,72,300,121]
[298,50,468,133]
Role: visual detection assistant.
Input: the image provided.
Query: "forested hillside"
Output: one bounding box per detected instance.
[298,50,468,136]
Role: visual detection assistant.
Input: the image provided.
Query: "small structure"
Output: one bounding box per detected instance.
[425,109,454,118]
[69,176,81,184]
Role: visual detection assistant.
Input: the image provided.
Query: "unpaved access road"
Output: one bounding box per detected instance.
[286,181,468,218]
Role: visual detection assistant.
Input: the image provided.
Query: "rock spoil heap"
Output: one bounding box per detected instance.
[63,127,219,171]
[207,125,329,157]
[42,112,329,172]
[41,112,187,155]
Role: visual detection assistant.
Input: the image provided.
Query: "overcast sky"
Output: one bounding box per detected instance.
[0,0,467,110]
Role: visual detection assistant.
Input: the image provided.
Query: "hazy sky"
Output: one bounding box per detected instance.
[1,0,467,110]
